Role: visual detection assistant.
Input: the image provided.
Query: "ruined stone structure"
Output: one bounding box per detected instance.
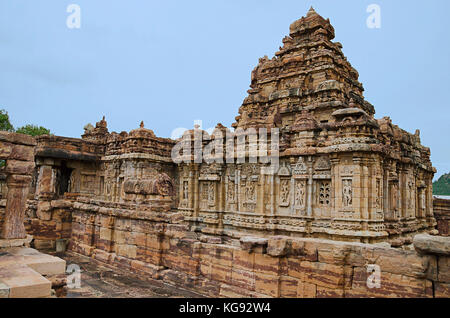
[0,132,65,298]
[0,9,448,298]
[0,131,36,239]
[434,197,450,237]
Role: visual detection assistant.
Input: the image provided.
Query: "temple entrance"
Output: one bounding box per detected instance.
[56,161,73,196]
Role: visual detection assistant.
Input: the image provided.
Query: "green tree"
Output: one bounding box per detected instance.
[0,109,14,132]
[0,110,51,167]
[15,124,50,137]
[433,173,450,195]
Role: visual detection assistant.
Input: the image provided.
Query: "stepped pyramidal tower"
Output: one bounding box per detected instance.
[177,8,437,244]
[234,7,371,130]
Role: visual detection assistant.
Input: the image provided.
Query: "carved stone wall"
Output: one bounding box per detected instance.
[69,203,450,298]
[176,8,436,245]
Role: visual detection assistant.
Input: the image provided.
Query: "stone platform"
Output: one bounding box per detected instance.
[0,245,66,298]
[0,235,33,249]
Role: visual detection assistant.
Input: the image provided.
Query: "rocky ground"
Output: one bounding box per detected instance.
[57,252,202,298]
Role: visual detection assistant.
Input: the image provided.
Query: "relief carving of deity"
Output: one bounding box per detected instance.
[182,181,189,200]
[421,190,426,210]
[245,181,256,203]
[375,179,381,209]
[279,179,290,207]
[227,180,235,202]
[105,181,111,196]
[391,183,398,212]
[68,171,75,193]
[208,182,215,204]
[155,173,174,196]
[342,179,353,207]
[294,180,306,208]
[407,181,414,210]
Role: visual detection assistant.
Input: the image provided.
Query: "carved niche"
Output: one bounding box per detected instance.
[294,180,306,209]
[156,173,174,196]
[420,189,426,211]
[227,178,236,202]
[226,166,236,204]
[407,179,415,211]
[240,164,258,212]
[105,180,112,197]
[80,173,95,192]
[278,163,291,207]
[318,181,331,207]
[199,163,222,209]
[182,181,189,200]
[208,182,215,204]
[313,156,331,211]
[375,178,381,209]
[68,171,76,193]
[390,182,399,214]
[200,181,216,209]
[179,179,189,209]
[244,181,256,204]
[342,179,353,208]
[178,165,190,208]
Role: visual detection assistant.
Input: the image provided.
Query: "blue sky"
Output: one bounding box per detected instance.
[0,1,449,179]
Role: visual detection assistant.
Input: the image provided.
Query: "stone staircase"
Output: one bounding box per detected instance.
[0,244,66,298]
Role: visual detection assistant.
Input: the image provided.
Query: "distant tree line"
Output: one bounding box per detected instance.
[0,108,51,167]
[433,173,450,196]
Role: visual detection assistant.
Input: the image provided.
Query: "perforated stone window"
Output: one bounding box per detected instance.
[319,181,331,206]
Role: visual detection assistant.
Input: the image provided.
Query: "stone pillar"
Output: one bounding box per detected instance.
[35,160,57,199]
[355,157,369,221]
[368,159,378,221]
[178,168,184,206]
[218,171,225,230]
[330,157,339,217]
[306,156,313,217]
[382,162,389,217]
[269,173,275,215]
[256,168,264,215]
[399,167,406,219]
[0,132,36,240]
[1,174,32,239]
[193,165,200,218]
[188,169,194,210]
[426,175,433,218]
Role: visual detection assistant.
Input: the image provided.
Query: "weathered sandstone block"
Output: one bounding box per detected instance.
[414,234,450,256]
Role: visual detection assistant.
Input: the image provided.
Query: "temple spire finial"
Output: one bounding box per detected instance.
[140,121,144,128]
[307,6,317,17]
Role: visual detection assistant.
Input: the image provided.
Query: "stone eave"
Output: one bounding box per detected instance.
[35,148,100,162]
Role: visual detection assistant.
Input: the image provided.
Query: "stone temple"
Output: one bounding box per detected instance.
[0,8,449,298]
